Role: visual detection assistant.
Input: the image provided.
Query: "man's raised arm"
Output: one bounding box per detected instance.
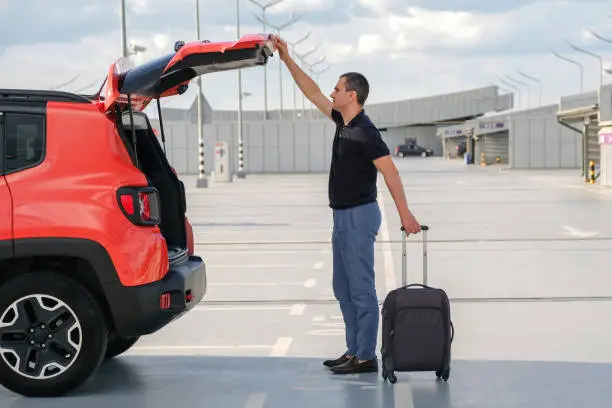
[271,35,332,120]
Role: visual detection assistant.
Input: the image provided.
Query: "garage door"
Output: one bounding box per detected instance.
[444,136,466,159]
[481,131,509,164]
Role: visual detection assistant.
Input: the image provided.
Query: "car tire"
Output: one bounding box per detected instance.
[0,271,108,397]
[105,335,140,359]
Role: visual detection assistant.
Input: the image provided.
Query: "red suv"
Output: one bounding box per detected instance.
[0,34,274,397]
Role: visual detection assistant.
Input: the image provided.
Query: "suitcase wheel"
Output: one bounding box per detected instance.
[436,368,450,382]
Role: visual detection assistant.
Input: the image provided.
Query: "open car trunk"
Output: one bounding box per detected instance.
[101,34,275,262]
[116,112,188,262]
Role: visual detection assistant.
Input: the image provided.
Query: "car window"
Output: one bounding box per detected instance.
[4,114,45,173]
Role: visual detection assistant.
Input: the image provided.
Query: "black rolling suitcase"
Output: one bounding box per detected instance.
[381,225,454,384]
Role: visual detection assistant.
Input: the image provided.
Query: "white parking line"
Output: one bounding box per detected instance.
[270,337,293,357]
[393,380,415,408]
[198,228,332,235]
[244,392,267,408]
[129,345,273,354]
[208,264,313,268]
[209,281,316,287]
[289,304,306,315]
[313,261,325,270]
[304,279,317,288]
[194,305,290,312]
[560,225,598,238]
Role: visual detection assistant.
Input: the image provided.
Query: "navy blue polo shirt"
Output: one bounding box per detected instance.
[328,108,390,209]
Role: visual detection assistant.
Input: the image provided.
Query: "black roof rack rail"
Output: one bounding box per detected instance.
[0,89,92,104]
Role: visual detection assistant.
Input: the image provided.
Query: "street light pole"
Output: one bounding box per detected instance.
[502,73,530,109]
[311,64,329,119]
[195,0,208,188]
[50,75,80,91]
[286,31,311,119]
[293,46,322,119]
[247,0,285,120]
[292,53,311,119]
[498,77,522,110]
[121,0,128,57]
[236,0,246,178]
[565,40,603,90]
[516,69,542,106]
[550,49,584,93]
[584,27,612,45]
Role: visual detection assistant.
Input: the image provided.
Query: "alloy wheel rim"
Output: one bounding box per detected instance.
[0,294,82,380]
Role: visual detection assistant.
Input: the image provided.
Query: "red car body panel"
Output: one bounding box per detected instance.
[0,177,12,243]
[6,101,169,286]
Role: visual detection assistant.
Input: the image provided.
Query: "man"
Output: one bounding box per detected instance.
[271,35,422,374]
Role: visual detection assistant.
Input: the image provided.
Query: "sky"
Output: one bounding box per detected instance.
[0,0,611,113]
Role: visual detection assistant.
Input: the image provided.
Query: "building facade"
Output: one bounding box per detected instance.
[147,85,513,175]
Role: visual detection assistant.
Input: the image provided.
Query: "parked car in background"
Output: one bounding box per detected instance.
[395,142,434,157]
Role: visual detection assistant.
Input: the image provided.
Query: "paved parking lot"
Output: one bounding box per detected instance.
[2,157,612,407]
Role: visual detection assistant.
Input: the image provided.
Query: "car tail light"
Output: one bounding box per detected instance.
[118,186,160,226]
[120,195,135,215]
[160,292,171,310]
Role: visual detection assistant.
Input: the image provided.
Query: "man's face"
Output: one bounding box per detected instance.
[330,77,355,110]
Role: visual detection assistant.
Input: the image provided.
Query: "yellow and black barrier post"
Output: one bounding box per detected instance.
[481,152,486,166]
[589,160,595,184]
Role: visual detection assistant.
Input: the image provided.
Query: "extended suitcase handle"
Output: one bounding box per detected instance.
[400,225,428,286]
[400,225,429,231]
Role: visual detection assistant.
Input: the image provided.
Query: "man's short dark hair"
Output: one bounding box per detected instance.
[340,72,369,106]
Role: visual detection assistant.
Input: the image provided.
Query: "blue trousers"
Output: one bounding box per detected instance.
[332,201,381,361]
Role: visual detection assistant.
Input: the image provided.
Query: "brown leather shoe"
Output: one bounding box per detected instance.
[330,356,378,374]
[323,353,351,368]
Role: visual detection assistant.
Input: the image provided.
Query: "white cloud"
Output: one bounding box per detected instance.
[357,34,382,54]
[357,0,388,15]
[153,33,170,50]
[327,6,507,56]
[128,0,149,14]
[264,0,329,14]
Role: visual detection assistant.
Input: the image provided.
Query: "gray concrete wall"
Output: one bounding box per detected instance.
[146,85,514,175]
[382,126,441,155]
[509,105,581,169]
[559,91,598,111]
[380,128,407,154]
[362,87,513,128]
[599,84,612,121]
[150,119,337,175]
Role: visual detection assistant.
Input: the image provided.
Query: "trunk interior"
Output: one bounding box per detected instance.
[115,110,187,262]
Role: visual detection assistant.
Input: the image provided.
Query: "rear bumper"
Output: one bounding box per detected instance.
[105,255,207,338]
